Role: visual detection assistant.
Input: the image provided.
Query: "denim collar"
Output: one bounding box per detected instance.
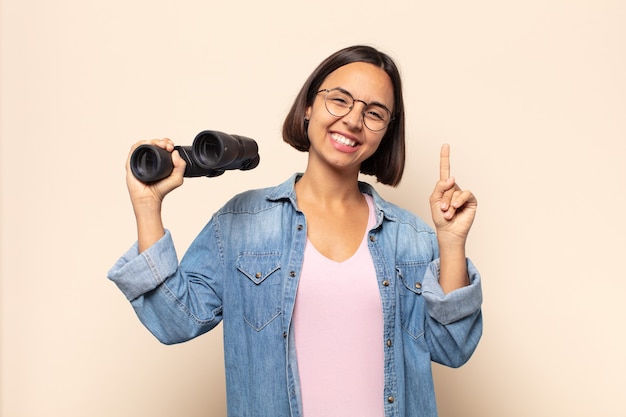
[265,173,398,225]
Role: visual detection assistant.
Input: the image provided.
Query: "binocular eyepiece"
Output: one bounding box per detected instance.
[130,130,260,183]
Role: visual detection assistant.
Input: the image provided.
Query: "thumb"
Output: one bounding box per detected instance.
[171,149,187,176]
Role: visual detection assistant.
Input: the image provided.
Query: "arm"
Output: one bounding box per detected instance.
[422,256,483,367]
[108,139,224,344]
[108,228,224,344]
[423,144,482,365]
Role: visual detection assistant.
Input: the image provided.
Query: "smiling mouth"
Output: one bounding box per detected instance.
[331,132,358,147]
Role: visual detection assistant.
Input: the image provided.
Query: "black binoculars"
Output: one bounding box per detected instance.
[130,130,260,183]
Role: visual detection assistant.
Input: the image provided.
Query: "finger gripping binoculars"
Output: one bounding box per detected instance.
[130,130,260,183]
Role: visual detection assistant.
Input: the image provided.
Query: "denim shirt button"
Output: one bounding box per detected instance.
[415,282,422,289]
[297,224,303,231]
[289,271,296,278]
[382,280,390,287]
[386,339,392,347]
[255,272,262,278]
[387,396,395,403]
[369,235,376,242]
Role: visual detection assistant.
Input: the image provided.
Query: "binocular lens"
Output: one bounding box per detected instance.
[194,137,222,167]
[130,145,172,182]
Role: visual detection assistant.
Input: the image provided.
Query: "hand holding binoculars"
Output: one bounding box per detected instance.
[130,130,260,183]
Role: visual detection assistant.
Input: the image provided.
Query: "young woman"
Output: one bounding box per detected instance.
[109,45,482,417]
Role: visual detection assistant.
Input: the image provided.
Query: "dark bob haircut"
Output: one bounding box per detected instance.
[282,45,405,186]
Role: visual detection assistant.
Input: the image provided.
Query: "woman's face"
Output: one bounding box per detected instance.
[305,62,394,174]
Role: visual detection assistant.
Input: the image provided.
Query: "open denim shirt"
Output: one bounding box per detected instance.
[108,174,483,417]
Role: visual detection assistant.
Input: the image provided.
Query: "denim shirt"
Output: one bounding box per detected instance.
[108,174,483,417]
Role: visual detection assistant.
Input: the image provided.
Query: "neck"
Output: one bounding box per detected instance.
[296,164,363,206]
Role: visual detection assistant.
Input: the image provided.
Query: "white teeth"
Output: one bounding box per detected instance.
[331,133,357,147]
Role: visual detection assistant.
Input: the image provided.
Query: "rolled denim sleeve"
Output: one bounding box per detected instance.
[107,230,179,301]
[422,258,482,325]
[421,258,482,367]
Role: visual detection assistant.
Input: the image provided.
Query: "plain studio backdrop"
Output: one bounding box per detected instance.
[1,1,625,416]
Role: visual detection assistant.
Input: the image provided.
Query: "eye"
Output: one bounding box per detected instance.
[327,91,352,107]
[365,106,387,121]
[331,97,349,105]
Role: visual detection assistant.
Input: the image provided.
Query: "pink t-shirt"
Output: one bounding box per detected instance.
[293,194,384,417]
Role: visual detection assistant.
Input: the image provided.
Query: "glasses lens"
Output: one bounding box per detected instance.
[362,104,391,131]
[324,89,353,117]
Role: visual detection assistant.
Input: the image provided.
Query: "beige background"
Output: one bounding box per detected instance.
[1,0,625,416]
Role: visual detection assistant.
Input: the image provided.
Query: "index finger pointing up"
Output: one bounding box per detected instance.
[440,144,451,180]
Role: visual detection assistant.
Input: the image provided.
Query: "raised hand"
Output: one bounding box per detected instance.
[125,138,187,252]
[429,144,477,245]
[125,138,187,206]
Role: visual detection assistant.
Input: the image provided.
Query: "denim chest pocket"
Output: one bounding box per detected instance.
[397,262,428,340]
[237,252,283,332]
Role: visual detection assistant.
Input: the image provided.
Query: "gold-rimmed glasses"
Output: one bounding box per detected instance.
[317,88,393,131]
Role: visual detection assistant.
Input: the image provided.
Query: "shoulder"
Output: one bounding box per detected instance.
[359,181,434,234]
[216,174,298,215]
[217,187,276,215]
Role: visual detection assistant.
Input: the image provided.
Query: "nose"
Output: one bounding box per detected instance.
[341,101,366,129]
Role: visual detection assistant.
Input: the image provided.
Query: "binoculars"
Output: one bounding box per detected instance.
[130,130,260,183]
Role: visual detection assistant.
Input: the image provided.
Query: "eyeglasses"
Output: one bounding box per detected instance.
[317,88,393,131]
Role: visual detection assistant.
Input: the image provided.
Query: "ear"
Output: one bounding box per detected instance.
[305,106,312,120]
